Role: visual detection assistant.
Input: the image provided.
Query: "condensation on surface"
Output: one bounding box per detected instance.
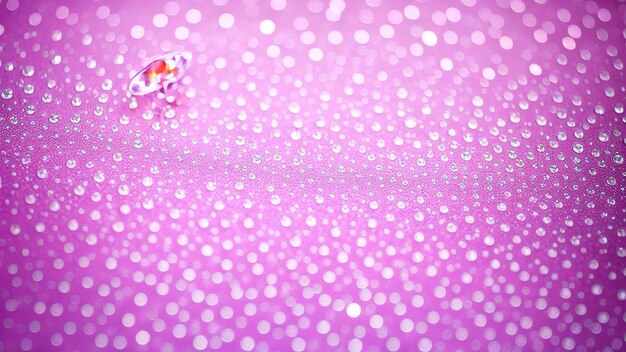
[0,0,625,351]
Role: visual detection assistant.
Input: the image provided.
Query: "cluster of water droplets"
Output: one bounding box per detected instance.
[0,0,625,351]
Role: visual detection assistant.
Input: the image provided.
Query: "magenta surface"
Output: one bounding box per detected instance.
[1,0,625,351]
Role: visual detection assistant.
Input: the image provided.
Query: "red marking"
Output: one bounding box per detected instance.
[143,60,177,81]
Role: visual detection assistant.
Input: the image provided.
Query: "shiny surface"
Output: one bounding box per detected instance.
[0,0,625,351]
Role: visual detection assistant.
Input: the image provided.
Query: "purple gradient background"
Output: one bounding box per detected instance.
[1,0,625,351]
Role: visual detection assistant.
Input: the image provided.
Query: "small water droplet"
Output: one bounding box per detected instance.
[21,65,34,77]
[2,88,13,99]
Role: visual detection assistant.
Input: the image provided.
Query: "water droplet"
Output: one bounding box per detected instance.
[2,88,13,99]
[128,51,192,96]
[21,65,34,77]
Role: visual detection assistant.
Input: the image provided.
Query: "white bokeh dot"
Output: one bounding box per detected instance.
[152,13,168,28]
[354,30,370,44]
[499,36,513,49]
[446,7,461,22]
[562,36,576,50]
[130,25,144,39]
[482,67,496,80]
[404,5,420,20]
[134,292,147,307]
[328,30,343,45]
[135,331,150,345]
[29,12,42,26]
[418,338,432,351]
[529,63,542,76]
[292,337,306,352]
[219,13,235,29]
[175,26,189,40]
[349,338,363,352]
[422,30,437,46]
[308,47,324,62]
[346,302,362,318]
[193,335,208,350]
[186,9,202,24]
[471,31,486,45]
[440,58,454,71]
[240,336,255,351]
[271,0,287,11]
[56,6,69,20]
[259,19,276,35]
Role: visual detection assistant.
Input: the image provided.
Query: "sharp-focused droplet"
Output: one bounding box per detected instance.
[128,51,192,96]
